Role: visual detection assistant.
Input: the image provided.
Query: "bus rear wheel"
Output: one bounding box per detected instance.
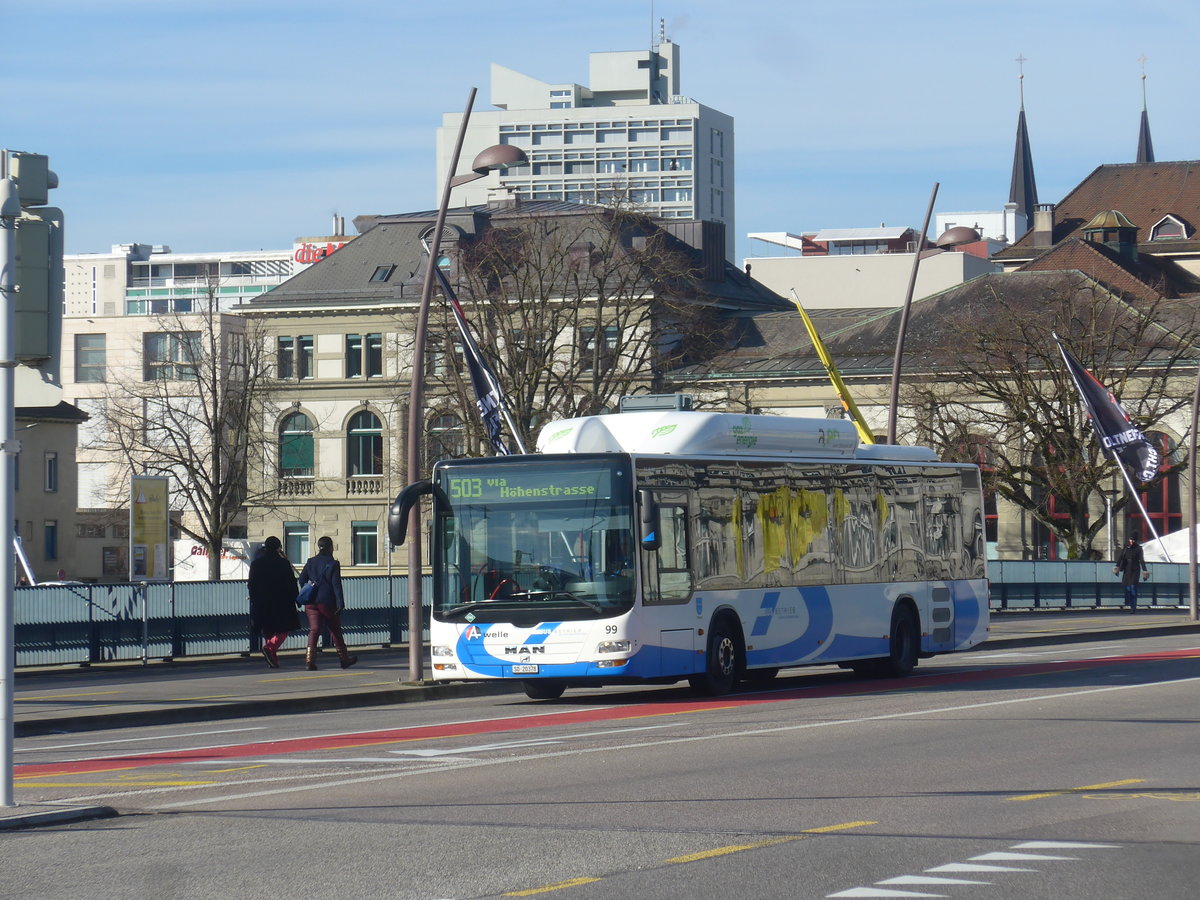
[523,680,566,700]
[879,605,919,677]
[689,619,741,696]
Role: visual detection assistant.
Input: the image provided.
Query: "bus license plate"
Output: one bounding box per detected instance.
[511,664,539,674]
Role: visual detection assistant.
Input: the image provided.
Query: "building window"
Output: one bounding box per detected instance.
[44,521,58,561]
[279,412,314,478]
[298,335,314,379]
[77,523,106,538]
[580,325,619,370]
[428,412,466,461]
[370,265,395,283]
[351,521,379,566]
[346,333,383,378]
[44,452,58,492]
[347,410,383,477]
[277,337,295,379]
[284,522,310,564]
[710,128,724,156]
[74,333,107,383]
[144,332,200,381]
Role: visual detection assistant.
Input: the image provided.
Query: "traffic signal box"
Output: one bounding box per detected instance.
[5,150,61,365]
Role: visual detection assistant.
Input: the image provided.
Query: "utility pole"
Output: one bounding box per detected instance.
[1,149,62,807]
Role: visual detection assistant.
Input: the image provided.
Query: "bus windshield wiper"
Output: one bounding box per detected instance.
[441,600,502,618]
[523,589,604,612]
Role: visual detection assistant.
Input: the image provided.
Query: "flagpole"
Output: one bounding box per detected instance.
[1111,453,1169,560]
[426,247,527,454]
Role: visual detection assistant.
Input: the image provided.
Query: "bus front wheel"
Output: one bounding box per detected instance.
[689,619,741,696]
[523,680,566,701]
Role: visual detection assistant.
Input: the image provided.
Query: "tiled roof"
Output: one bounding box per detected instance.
[998,161,1200,260]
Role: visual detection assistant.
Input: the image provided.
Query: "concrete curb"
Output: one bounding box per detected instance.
[14,678,522,738]
[0,804,118,831]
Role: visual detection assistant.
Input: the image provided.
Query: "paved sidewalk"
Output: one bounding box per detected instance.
[5,605,1198,830]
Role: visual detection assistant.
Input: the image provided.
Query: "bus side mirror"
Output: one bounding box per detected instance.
[388,480,433,546]
[638,489,661,551]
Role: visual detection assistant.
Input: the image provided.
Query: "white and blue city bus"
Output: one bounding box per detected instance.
[389,408,989,700]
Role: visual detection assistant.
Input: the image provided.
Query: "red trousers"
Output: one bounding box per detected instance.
[305,605,349,651]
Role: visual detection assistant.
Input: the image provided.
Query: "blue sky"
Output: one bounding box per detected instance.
[4,0,1198,263]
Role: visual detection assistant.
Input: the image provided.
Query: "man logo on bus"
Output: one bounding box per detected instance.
[464,625,484,640]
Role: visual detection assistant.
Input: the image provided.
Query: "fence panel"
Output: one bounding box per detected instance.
[16,575,432,666]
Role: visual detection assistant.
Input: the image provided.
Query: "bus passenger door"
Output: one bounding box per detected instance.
[640,489,698,675]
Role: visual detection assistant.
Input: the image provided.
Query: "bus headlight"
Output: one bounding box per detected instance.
[597,640,631,654]
[432,645,454,657]
[595,658,628,668]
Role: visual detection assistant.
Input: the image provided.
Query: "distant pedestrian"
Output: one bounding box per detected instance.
[1114,536,1149,613]
[298,536,357,670]
[248,536,301,668]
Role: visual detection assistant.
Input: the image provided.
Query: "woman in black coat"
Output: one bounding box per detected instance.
[248,536,300,667]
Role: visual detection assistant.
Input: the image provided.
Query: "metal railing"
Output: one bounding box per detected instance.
[13,562,1191,667]
[14,576,429,667]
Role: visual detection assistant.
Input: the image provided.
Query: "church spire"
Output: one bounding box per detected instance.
[1009,55,1039,237]
[1136,55,1155,163]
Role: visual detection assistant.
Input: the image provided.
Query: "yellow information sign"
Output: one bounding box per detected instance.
[130,475,170,581]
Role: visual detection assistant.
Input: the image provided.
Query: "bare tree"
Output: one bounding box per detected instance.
[899,273,1200,559]
[87,279,275,579]
[424,206,730,453]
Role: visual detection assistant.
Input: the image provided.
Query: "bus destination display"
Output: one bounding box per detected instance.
[444,466,616,503]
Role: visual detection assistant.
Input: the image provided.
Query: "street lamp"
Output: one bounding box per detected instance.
[404,88,527,683]
[886,182,980,444]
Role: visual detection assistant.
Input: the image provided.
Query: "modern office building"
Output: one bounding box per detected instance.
[436,34,736,259]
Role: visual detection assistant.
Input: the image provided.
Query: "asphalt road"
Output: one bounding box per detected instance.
[4,624,1200,899]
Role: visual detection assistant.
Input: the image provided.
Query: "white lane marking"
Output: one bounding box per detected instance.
[828,889,947,898]
[389,723,679,757]
[879,876,989,885]
[20,705,621,767]
[926,864,1036,873]
[17,726,267,752]
[969,851,1079,861]
[1011,841,1121,849]
[131,675,1200,810]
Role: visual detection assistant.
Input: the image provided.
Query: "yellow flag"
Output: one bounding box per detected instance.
[790,290,875,445]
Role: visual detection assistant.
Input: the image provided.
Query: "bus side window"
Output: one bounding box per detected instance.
[652,504,692,603]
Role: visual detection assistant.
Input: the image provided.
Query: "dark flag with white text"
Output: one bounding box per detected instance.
[1054,335,1160,484]
[433,266,512,456]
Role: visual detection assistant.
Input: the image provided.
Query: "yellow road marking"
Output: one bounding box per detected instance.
[666,820,877,864]
[202,765,267,773]
[16,690,125,702]
[1010,778,1144,802]
[504,877,603,896]
[666,836,803,863]
[802,820,878,833]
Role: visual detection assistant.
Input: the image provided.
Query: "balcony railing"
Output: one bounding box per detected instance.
[346,476,384,496]
[278,477,315,496]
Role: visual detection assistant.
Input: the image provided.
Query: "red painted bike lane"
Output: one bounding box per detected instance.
[17,648,1198,780]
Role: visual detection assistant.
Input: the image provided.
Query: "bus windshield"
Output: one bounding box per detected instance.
[432,457,635,620]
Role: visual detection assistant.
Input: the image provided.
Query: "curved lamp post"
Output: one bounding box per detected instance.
[405,89,528,683]
[886,184,981,444]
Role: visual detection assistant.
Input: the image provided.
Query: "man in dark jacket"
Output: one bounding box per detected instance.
[248,536,300,667]
[1114,536,1149,613]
